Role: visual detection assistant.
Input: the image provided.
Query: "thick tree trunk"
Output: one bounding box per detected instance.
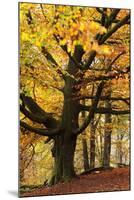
[49,134,77,185]
[49,57,80,184]
[61,74,79,181]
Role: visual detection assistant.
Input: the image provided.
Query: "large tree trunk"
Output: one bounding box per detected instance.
[61,73,79,181]
[49,134,77,185]
[49,55,80,184]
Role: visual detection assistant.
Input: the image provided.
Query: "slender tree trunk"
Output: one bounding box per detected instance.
[116,132,124,166]
[81,100,90,171]
[82,138,90,171]
[90,118,96,168]
[103,82,112,168]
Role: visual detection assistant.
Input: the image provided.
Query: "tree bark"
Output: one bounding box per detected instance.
[49,51,80,183]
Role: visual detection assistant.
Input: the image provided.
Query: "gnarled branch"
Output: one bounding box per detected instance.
[20,105,47,124]
[20,121,63,137]
[20,93,59,128]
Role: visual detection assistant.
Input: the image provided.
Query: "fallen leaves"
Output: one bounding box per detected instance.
[21,167,130,197]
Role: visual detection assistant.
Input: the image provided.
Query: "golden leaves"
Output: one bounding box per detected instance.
[89,21,107,35]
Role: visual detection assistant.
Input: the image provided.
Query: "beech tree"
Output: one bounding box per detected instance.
[20,4,130,185]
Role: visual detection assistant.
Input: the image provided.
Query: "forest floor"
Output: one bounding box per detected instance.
[21,167,130,197]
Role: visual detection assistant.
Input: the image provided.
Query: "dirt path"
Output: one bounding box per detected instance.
[21,167,130,197]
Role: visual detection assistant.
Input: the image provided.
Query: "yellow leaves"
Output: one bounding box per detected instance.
[57,6,66,13]
[99,45,112,56]
[59,39,66,46]
[21,32,30,42]
[91,41,112,56]
[67,45,72,53]
[91,41,99,51]
[90,21,100,31]
[99,26,107,34]
[79,22,85,31]
[89,21,107,34]
[70,23,79,36]
[20,2,35,10]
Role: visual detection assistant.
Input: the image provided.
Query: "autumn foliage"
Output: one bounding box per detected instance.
[19,3,130,196]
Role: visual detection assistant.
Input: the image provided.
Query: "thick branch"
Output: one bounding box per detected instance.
[20,105,47,124]
[54,34,83,68]
[105,9,120,28]
[73,81,105,135]
[20,93,58,128]
[99,14,130,45]
[96,8,104,14]
[41,46,58,66]
[20,93,47,116]
[20,121,62,137]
